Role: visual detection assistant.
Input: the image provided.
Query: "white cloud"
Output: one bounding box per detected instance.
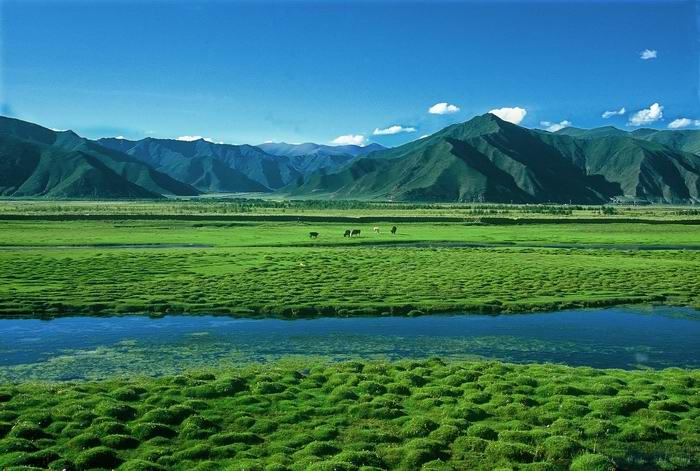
[50,128,67,132]
[668,118,700,129]
[331,134,367,146]
[114,135,127,140]
[640,49,657,60]
[540,120,572,132]
[176,135,222,144]
[488,106,527,125]
[602,107,626,119]
[628,103,663,126]
[177,135,207,141]
[428,102,460,115]
[372,125,417,136]
[419,134,429,139]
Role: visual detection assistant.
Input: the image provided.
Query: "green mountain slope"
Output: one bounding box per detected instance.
[97,137,298,191]
[287,114,700,203]
[97,138,270,193]
[0,117,199,198]
[632,128,700,155]
[0,135,162,198]
[556,125,700,156]
[540,133,700,203]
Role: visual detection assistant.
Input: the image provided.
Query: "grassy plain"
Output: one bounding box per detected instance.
[0,201,698,317]
[1,201,700,471]
[1,359,699,471]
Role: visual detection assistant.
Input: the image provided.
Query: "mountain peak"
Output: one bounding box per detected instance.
[430,112,514,142]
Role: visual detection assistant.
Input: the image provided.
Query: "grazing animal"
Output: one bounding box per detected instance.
[350,229,361,237]
[343,229,351,238]
[309,232,319,239]
[373,226,380,234]
[391,226,397,235]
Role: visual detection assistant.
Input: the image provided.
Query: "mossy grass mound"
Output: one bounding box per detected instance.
[0,359,698,470]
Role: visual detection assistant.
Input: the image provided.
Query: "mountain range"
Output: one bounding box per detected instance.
[1,114,699,203]
[96,138,382,193]
[286,114,700,204]
[0,117,198,198]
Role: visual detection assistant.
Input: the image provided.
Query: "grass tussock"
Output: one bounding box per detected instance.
[0,359,698,470]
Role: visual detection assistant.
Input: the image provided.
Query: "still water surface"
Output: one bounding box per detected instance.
[1,306,698,380]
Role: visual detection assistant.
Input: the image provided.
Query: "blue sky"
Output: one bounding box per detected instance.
[1,0,698,146]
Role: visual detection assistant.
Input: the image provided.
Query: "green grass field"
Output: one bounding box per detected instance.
[1,201,699,471]
[1,359,698,471]
[0,213,698,317]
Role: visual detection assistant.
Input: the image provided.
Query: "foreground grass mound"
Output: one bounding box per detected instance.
[0,360,698,470]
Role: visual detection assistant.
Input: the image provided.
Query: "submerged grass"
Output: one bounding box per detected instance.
[0,359,698,470]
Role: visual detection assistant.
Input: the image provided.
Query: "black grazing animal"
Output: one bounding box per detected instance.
[391,226,397,235]
[343,229,351,238]
[350,229,361,237]
[309,232,319,239]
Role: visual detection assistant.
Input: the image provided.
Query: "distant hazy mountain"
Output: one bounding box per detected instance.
[553,126,629,139]
[0,117,199,198]
[97,138,275,193]
[96,139,384,192]
[286,114,700,204]
[256,142,383,176]
[556,126,700,155]
[257,142,385,158]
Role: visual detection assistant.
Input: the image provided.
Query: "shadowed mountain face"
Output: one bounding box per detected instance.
[97,138,275,193]
[0,117,199,198]
[96,139,381,193]
[287,114,700,204]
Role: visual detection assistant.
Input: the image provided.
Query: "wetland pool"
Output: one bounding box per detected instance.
[1,306,699,381]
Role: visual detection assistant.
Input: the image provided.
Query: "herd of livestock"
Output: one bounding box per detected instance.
[309,226,397,239]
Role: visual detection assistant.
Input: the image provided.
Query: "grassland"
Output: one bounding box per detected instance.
[0,202,699,317]
[1,201,699,471]
[1,359,699,471]
[0,198,699,220]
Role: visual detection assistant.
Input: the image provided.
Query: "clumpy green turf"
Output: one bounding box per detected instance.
[1,245,698,317]
[0,204,698,317]
[0,359,698,471]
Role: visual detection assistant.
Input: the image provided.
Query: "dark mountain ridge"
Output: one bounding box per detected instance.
[0,117,199,198]
[286,114,700,204]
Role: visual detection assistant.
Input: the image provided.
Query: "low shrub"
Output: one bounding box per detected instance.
[73,446,122,469]
[102,433,139,449]
[569,453,614,471]
[541,435,581,460]
[590,396,647,416]
[131,422,177,441]
[466,424,498,440]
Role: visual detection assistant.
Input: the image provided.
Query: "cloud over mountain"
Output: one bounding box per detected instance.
[541,120,572,132]
[668,118,700,129]
[602,107,626,118]
[628,103,663,126]
[428,102,460,115]
[488,107,527,125]
[177,135,221,143]
[373,125,417,136]
[331,134,367,146]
